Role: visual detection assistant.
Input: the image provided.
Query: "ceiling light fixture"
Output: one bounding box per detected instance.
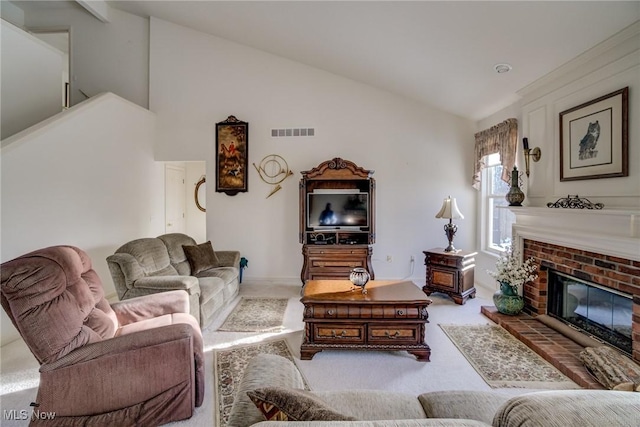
[494,63,512,74]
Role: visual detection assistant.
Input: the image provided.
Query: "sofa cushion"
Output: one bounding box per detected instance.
[227,354,306,427]
[315,390,427,420]
[196,265,237,283]
[183,241,220,275]
[250,421,493,427]
[418,391,510,425]
[247,387,357,421]
[117,238,176,276]
[492,390,640,427]
[158,233,197,275]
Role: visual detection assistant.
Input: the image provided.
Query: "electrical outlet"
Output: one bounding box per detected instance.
[386,255,393,263]
[410,255,415,262]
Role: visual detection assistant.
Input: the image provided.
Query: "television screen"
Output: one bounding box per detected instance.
[307,191,369,229]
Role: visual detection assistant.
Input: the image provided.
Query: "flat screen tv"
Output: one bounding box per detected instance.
[307,190,369,229]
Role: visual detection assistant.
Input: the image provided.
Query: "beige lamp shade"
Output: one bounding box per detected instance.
[435,196,464,220]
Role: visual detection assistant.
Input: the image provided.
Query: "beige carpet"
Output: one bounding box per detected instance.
[0,283,550,427]
[440,324,580,389]
[217,297,288,332]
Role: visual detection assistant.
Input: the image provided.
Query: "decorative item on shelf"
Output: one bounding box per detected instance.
[488,246,538,315]
[547,195,604,210]
[435,196,464,253]
[349,267,370,294]
[505,166,525,206]
[522,138,541,177]
[253,154,293,198]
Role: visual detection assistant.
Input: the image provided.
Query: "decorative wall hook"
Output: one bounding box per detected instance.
[522,138,541,177]
[194,176,206,212]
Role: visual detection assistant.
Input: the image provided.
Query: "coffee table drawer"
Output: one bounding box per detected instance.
[313,324,365,344]
[360,305,422,319]
[368,324,421,344]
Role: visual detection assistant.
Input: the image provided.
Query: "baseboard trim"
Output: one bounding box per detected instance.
[241,277,301,286]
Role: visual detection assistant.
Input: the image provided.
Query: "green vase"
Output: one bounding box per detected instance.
[493,281,524,315]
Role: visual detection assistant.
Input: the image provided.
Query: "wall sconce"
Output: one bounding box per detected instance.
[522,138,541,177]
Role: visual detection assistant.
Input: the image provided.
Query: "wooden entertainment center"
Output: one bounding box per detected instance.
[299,158,375,284]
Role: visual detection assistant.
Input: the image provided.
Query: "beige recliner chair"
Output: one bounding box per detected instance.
[1,245,204,426]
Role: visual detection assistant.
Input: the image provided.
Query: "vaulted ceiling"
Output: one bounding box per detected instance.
[16,1,640,120]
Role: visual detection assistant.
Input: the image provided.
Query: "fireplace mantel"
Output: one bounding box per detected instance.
[506,207,640,262]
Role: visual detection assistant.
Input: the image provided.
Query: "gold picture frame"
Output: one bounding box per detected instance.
[215,115,248,195]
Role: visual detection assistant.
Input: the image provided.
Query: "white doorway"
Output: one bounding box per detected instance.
[165,164,186,234]
[164,162,207,242]
[29,28,70,109]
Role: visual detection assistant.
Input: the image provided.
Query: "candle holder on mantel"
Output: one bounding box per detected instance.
[505,166,525,206]
[522,137,541,177]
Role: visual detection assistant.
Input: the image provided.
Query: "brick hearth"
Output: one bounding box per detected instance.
[485,207,640,389]
[482,306,603,389]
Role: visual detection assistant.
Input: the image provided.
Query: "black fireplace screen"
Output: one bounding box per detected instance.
[548,270,632,355]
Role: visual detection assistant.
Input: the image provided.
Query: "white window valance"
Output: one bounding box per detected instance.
[472,118,518,190]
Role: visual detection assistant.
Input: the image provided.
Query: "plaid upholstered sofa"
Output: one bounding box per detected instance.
[229,354,640,427]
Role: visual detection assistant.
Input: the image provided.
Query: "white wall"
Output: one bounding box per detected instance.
[149,18,477,284]
[0,1,25,27]
[519,22,640,209]
[23,6,149,108]
[474,21,640,293]
[1,20,63,140]
[0,93,164,345]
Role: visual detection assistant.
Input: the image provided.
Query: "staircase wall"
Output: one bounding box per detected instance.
[1,92,164,346]
[1,19,64,140]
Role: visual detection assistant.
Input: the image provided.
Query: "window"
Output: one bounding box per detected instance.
[482,153,515,253]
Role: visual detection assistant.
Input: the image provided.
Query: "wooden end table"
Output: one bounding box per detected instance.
[423,248,477,305]
[300,280,432,361]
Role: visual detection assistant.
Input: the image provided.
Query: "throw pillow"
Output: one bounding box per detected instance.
[182,241,220,275]
[247,387,358,421]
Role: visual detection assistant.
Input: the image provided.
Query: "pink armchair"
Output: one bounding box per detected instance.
[1,246,204,426]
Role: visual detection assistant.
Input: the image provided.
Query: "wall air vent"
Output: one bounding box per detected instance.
[271,128,315,137]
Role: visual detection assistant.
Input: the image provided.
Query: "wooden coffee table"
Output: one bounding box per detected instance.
[300,280,432,361]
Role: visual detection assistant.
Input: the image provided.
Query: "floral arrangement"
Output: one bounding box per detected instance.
[488,246,538,295]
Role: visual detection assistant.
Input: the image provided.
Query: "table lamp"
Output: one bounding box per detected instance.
[435,196,464,252]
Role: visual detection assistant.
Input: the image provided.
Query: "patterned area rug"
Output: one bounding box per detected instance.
[214,338,306,426]
[218,297,288,332]
[440,324,580,389]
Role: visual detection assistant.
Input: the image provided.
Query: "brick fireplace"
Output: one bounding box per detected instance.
[507,207,640,363]
[522,239,640,362]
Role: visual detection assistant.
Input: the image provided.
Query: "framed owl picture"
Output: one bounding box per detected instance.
[559,87,628,181]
